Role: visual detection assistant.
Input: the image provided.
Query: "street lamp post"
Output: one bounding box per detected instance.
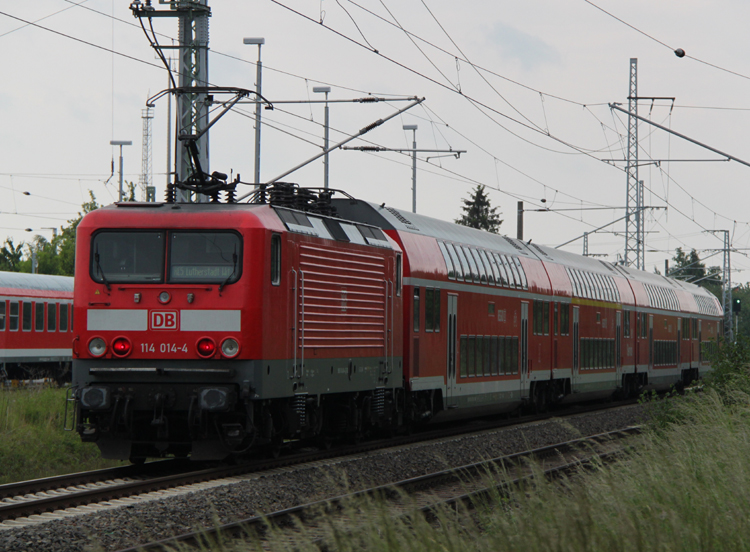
[243,37,265,186]
[403,124,418,213]
[110,140,132,202]
[313,86,331,189]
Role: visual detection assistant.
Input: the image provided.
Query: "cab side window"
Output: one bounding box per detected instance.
[271,234,281,286]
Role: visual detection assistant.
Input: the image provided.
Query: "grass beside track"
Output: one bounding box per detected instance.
[178,339,750,552]
[223,391,750,552]
[0,387,121,485]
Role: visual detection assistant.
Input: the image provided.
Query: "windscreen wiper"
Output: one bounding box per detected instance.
[218,247,238,293]
[94,246,111,291]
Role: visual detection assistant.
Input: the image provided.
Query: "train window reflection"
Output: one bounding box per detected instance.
[9,301,18,331]
[59,304,69,332]
[47,303,56,332]
[169,232,241,284]
[22,302,31,331]
[35,303,44,332]
[91,231,165,284]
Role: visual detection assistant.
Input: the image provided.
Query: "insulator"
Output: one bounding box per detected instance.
[296,189,315,211]
[225,187,236,204]
[165,183,176,204]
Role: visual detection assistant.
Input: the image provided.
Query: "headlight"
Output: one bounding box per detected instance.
[220,338,240,358]
[88,337,107,357]
[80,386,110,410]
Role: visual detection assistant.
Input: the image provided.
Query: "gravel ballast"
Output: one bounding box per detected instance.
[0,404,646,552]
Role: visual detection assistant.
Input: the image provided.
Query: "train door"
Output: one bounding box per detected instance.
[446,294,458,406]
[698,320,703,364]
[382,258,395,381]
[572,306,580,387]
[616,311,622,386]
[677,317,682,368]
[520,302,529,399]
[648,314,654,370]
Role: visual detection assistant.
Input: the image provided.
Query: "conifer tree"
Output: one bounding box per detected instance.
[455,185,503,233]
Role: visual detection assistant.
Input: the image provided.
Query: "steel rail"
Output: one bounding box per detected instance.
[114,427,641,552]
[0,399,638,525]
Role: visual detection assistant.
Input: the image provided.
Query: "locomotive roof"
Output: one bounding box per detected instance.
[0,271,74,293]
[331,198,719,303]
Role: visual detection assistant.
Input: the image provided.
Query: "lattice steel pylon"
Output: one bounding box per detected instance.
[130,0,211,203]
[624,58,643,269]
[710,230,733,341]
[176,0,210,202]
[139,106,154,201]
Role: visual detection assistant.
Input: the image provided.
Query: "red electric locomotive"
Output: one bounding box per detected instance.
[0,271,74,381]
[70,185,722,461]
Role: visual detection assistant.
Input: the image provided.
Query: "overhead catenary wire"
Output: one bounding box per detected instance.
[4,4,749,271]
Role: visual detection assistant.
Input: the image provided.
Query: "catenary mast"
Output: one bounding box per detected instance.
[130,0,211,203]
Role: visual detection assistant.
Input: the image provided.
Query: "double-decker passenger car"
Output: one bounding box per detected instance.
[331,199,722,415]
[0,271,74,381]
[70,185,723,461]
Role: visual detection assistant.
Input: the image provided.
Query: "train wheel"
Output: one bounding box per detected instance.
[268,438,283,459]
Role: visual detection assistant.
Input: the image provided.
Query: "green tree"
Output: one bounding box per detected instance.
[669,247,721,298]
[670,248,706,282]
[58,191,100,276]
[455,185,502,233]
[731,283,750,341]
[0,192,99,276]
[19,235,63,275]
[0,239,24,272]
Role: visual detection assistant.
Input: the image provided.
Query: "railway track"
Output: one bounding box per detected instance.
[115,427,641,552]
[0,399,637,529]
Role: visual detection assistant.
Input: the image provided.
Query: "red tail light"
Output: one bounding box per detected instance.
[197,337,216,358]
[112,337,132,357]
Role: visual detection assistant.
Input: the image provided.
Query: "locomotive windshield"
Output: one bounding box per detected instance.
[91,231,165,283]
[90,231,241,285]
[168,232,241,283]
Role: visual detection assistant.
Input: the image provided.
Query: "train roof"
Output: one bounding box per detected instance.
[331,199,538,258]
[0,271,74,293]
[331,198,721,311]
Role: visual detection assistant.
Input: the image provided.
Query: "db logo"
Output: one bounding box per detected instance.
[150,310,179,330]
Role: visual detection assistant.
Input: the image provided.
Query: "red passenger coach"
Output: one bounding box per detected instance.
[72,196,403,461]
[0,271,74,381]
[331,199,723,415]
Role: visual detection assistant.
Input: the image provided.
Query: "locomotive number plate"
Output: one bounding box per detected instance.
[140,343,189,354]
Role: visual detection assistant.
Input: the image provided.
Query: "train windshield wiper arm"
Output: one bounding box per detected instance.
[218,247,238,293]
[94,247,111,291]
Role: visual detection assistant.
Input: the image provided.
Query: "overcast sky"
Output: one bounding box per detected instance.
[3,0,750,283]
